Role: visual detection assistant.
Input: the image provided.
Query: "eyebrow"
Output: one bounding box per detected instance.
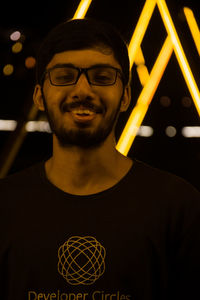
[48,63,121,70]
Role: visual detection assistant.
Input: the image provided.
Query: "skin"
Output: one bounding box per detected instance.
[33,48,133,195]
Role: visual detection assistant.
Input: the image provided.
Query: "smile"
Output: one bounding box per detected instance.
[69,109,98,123]
[71,109,95,116]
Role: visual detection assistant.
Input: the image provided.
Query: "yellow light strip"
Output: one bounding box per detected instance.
[137,65,150,86]
[135,46,150,86]
[116,36,173,155]
[128,0,156,68]
[135,47,146,65]
[72,0,93,19]
[157,0,200,116]
[183,7,200,57]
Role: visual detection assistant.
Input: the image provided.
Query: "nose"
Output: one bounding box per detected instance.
[69,73,95,101]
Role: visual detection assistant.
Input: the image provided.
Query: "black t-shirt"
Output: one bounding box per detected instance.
[0,159,200,300]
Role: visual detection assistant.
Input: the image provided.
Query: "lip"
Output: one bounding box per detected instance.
[62,103,103,114]
[69,111,98,123]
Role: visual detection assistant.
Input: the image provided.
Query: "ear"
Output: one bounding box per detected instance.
[120,84,131,112]
[33,84,45,111]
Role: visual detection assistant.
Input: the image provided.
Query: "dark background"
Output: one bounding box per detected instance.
[0,0,200,190]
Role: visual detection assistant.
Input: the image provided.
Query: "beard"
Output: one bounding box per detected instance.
[42,93,124,149]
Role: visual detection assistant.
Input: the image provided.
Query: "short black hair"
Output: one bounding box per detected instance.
[36,18,130,86]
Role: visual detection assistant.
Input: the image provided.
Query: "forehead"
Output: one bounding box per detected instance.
[47,48,121,69]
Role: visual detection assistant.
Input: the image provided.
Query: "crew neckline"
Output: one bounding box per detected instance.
[39,159,137,200]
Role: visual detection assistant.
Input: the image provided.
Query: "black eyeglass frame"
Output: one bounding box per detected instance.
[41,65,124,86]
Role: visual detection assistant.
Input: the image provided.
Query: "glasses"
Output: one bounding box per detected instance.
[43,65,123,86]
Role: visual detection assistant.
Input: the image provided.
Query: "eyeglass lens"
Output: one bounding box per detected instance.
[49,66,117,86]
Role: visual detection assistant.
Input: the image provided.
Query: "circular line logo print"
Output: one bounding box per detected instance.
[58,236,106,285]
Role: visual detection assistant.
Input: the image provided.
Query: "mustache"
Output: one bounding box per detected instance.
[61,101,104,113]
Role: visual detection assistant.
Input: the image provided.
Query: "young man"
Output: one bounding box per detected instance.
[0,18,200,300]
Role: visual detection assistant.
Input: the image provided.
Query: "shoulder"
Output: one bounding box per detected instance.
[131,158,200,202]
[0,161,46,194]
[133,158,198,188]
[131,159,200,231]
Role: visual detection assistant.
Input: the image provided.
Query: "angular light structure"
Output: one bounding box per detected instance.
[157,0,200,116]
[128,0,156,69]
[116,36,173,155]
[117,0,200,156]
[183,7,200,57]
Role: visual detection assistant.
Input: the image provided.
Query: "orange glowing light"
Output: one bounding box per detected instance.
[25,57,36,69]
[157,0,200,115]
[117,36,173,155]
[3,64,14,76]
[72,0,93,19]
[128,0,156,69]
[12,42,23,53]
[183,7,200,57]
[116,0,200,156]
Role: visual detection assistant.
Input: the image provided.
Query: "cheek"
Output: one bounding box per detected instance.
[97,87,123,113]
[43,84,67,109]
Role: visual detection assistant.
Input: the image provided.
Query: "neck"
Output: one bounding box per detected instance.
[45,133,133,195]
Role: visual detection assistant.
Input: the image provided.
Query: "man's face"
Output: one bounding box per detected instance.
[35,48,130,148]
